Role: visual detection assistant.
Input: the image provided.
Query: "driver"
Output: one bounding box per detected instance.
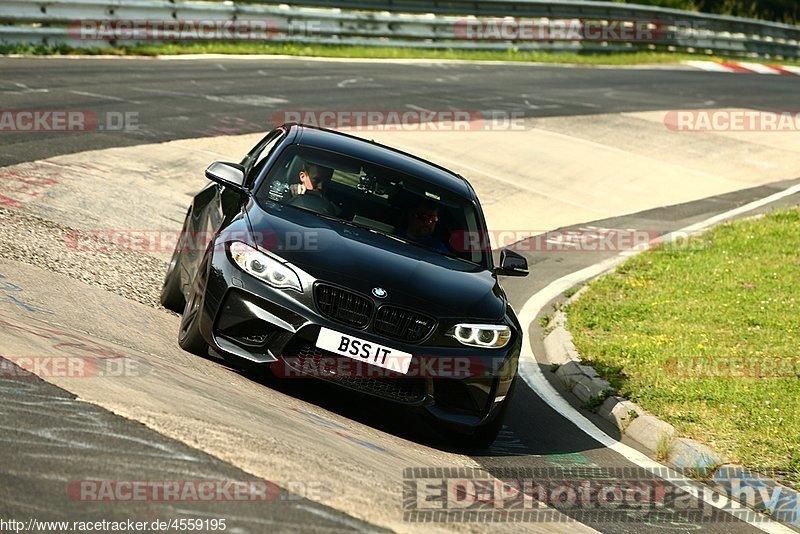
[286,161,340,216]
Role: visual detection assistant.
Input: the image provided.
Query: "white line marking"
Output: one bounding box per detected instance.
[294,504,383,533]
[516,181,800,533]
[278,75,336,81]
[684,60,736,73]
[130,87,199,97]
[336,78,375,88]
[405,104,433,112]
[737,62,781,75]
[205,94,288,107]
[545,238,580,247]
[336,78,359,88]
[521,94,599,108]
[3,83,49,94]
[150,53,684,71]
[679,183,800,235]
[70,90,138,103]
[523,99,561,110]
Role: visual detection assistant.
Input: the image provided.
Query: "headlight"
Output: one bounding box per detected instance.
[229,241,302,292]
[448,324,511,348]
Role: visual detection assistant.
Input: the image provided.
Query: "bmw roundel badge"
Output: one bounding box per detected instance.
[372,287,388,298]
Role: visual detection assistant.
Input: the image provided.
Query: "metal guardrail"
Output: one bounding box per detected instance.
[0,0,798,59]
[229,0,800,39]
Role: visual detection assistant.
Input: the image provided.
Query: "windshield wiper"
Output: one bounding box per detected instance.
[313,212,483,266]
[314,212,373,231]
[387,234,481,266]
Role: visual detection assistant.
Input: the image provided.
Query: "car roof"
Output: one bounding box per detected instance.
[287,124,475,199]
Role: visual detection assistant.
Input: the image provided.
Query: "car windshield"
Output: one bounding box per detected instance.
[256,146,488,265]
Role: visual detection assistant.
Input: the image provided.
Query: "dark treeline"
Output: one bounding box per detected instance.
[617,0,800,24]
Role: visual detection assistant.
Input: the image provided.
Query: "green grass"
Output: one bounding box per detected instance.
[568,207,800,489]
[4,41,800,66]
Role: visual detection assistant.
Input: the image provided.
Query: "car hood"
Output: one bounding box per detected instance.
[246,203,505,320]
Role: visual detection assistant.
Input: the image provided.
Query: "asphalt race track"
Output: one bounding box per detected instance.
[2,57,800,166]
[1,56,799,533]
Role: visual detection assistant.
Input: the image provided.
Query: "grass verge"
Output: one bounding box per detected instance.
[3,41,799,66]
[568,207,800,490]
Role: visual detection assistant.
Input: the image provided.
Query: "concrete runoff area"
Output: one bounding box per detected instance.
[0,346,388,533]
[1,110,798,255]
[1,260,588,533]
[1,107,799,531]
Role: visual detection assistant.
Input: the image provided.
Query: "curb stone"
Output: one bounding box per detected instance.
[711,466,800,524]
[542,299,800,527]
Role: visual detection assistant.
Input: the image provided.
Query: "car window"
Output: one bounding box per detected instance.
[243,129,285,186]
[256,146,488,265]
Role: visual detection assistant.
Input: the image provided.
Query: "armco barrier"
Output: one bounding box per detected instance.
[0,0,797,58]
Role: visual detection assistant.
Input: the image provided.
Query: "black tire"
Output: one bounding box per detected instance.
[225,355,275,379]
[462,413,505,449]
[160,245,185,312]
[177,276,208,357]
[161,212,190,312]
[458,376,518,449]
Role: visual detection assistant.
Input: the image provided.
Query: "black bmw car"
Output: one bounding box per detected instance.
[161,123,528,447]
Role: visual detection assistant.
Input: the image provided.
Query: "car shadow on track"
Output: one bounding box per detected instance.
[236,362,445,443]
[219,353,617,459]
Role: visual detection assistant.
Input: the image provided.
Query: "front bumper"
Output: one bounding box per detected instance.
[197,245,521,432]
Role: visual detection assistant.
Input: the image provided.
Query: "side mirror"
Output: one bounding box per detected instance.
[205,161,246,191]
[496,249,528,277]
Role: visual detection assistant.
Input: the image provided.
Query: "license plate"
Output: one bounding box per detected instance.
[316,327,412,374]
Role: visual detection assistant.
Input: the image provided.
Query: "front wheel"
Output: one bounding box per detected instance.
[161,212,190,312]
[457,377,517,449]
[178,277,208,357]
[160,246,185,312]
